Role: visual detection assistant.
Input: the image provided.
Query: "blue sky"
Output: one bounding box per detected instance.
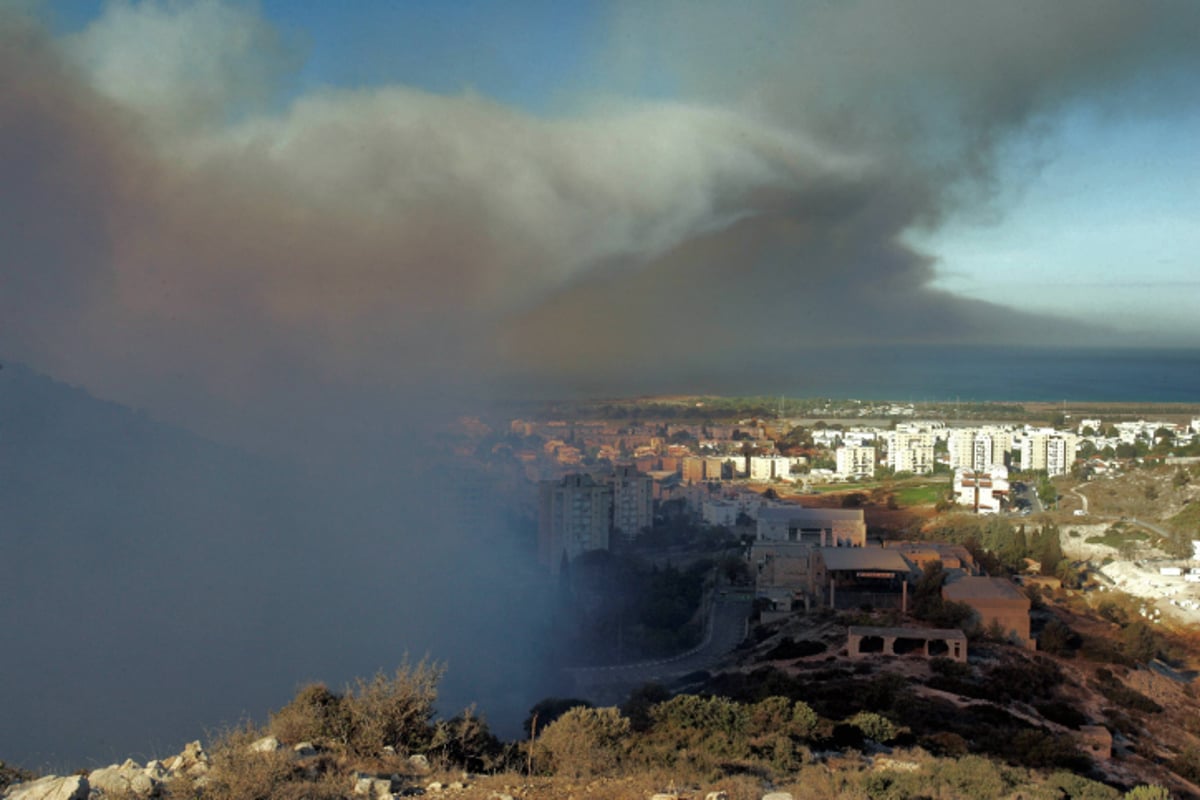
[921,100,1200,342]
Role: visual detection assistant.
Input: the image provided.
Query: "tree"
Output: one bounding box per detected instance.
[1038,524,1064,575]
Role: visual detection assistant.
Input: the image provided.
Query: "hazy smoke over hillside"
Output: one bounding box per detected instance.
[1,0,1198,767]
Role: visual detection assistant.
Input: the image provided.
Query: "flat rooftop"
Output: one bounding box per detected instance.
[817,547,912,573]
[942,575,1027,602]
[759,506,866,522]
[849,625,967,641]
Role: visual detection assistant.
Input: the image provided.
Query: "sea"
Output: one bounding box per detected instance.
[772,346,1200,404]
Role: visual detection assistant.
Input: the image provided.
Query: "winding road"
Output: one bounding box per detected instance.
[566,593,753,705]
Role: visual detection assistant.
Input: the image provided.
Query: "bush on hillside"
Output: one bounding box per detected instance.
[536,706,630,778]
[846,711,898,744]
[343,659,444,756]
[269,683,350,745]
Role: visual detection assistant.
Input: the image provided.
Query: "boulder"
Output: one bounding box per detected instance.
[88,763,159,797]
[144,761,169,781]
[762,794,794,800]
[4,775,89,800]
[408,755,430,773]
[248,736,282,753]
[166,741,209,776]
[706,793,730,800]
[352,776,395,798]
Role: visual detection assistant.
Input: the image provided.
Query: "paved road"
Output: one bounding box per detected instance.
[1070,486,1089,514]
[1129,517,1173,539]
[566,594,753,705]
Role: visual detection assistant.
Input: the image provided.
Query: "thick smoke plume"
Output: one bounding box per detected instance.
[5,1,1196,430]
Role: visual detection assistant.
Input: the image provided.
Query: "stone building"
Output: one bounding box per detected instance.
[942,575,1032,647]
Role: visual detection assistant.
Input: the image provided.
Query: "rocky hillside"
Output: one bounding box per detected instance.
[4,630,1191,800]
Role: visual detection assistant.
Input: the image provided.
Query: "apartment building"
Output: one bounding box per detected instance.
[610,465,653,543]
[887,426,935,475]
[537,473,612,573]
[835,445,876,479]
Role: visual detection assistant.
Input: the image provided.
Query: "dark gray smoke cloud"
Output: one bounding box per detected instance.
[5,1,1199,423]
[2,0,1199,767]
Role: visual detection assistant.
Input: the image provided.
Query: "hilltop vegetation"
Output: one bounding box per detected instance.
[6,644,1189,800]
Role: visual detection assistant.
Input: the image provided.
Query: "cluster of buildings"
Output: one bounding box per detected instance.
[751,506,1033,647]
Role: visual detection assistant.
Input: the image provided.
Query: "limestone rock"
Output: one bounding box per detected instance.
[408,755,430,773]
[167,741,209,776]
[248,736,282,753]
[426,782,444,793]
[89,762,159,797]
[762,793,794,800]
[4,775,89,800]
[353,776,395,798]
[706,793,730,800]
[144,761,169,781]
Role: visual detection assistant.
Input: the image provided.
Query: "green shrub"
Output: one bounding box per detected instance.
[933,754,1008,799]
[846,711,898,744]
[524,697,594,737]
[537,706,630,778]
[747,696,820,741]
[1041,770,1120,799]
[1124,785,1171,800]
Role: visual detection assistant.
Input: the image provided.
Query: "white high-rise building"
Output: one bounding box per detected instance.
[887,427,935,475]
[948,429,976,471]
[835,445,876,479]
[1045,434,1079,477]
[1022,430,1078,476]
